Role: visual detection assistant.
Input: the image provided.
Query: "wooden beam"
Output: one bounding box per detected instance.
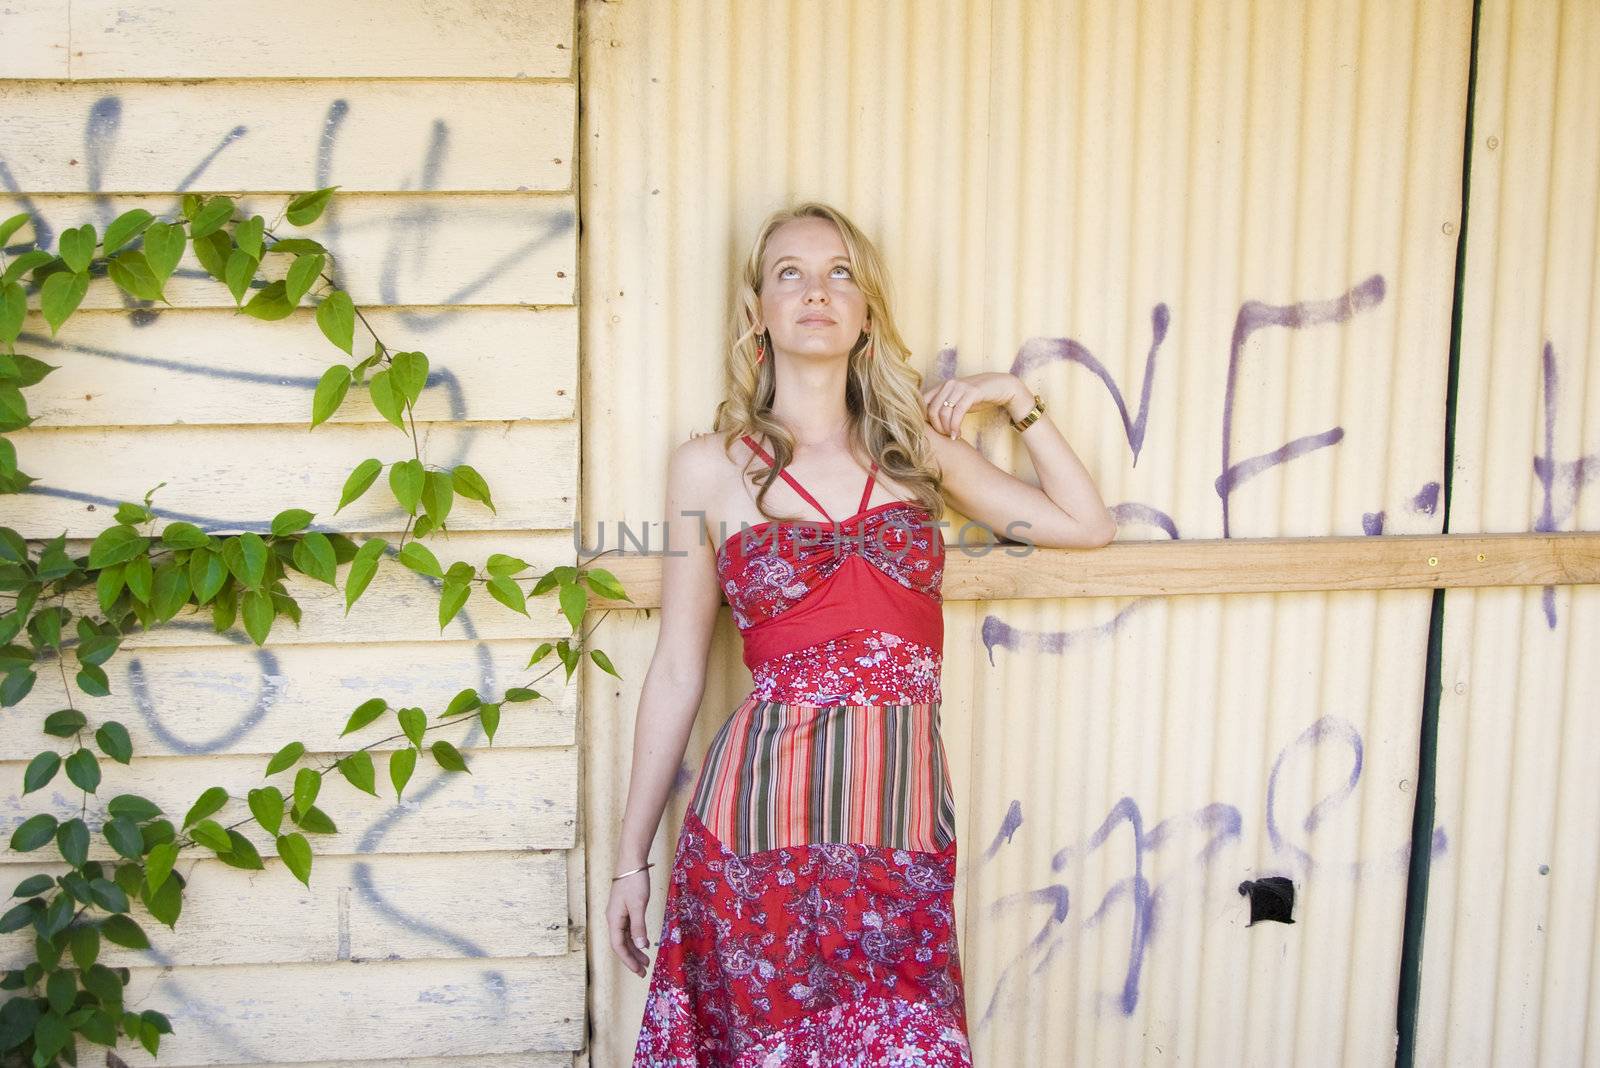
[583,531,1600,608]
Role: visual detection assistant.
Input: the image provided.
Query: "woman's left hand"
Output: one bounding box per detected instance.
[920,372,1028,439]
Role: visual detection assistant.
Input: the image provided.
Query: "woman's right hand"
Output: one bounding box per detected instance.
[607,865,652,978]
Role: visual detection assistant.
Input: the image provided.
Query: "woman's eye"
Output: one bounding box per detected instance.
[778,265,853,279]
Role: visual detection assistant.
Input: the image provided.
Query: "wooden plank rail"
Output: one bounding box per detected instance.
[583,531,1600,608]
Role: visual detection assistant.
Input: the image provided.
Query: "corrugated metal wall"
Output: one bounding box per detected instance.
[1417,2,1600,1065]
[0,2,585,1065]
[580,1,1486,1065]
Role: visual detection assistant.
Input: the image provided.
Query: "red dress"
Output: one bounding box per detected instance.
[633,435,972,1066]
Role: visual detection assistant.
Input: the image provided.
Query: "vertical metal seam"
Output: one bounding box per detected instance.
[1395,0,1483,1062]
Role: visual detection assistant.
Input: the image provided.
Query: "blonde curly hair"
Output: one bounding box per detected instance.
[712,201,944,521]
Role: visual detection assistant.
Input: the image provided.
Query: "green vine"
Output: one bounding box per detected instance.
[0,190,627,1064]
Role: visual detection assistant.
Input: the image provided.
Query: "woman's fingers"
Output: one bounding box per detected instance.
[607,891,649,977]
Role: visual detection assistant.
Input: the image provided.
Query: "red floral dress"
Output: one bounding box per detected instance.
[633,435,971,1066]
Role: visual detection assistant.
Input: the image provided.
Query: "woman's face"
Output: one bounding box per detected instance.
[757,217,869,360]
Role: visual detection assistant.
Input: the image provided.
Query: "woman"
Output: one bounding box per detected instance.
[610,202,1117,1065]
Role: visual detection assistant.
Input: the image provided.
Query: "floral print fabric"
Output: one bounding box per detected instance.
[633,811,972,1067]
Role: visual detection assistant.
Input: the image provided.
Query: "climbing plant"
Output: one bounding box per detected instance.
[0,189,626,1064]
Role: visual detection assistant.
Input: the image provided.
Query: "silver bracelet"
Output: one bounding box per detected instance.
[612,862,654,881]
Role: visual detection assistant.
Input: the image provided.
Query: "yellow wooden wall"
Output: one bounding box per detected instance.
[0,2,586,1064]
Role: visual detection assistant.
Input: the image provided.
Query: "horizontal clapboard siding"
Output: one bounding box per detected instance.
[0,82,575,193]
[1,0,588,1063]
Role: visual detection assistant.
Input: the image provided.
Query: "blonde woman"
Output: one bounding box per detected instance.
[610,202,1116,1064]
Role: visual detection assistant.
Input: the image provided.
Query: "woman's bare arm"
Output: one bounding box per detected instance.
[615,436,724,867]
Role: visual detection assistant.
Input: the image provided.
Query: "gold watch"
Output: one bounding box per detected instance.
[1010,393,1045,433]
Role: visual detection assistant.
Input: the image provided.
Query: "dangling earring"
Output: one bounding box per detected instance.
[755,331,766,365]
[865,332,875,360]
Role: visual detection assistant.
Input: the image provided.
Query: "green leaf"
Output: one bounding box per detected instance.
[218,828,264,870]
[275,832,312,886]
[451,464,496,514]
[389,350,429,405]
[291,531,337,585]
[56,817,90,866]
[310,364,352,428]
[397,706,426,748]
[341,697,388,736]
[107,250,164,302]
[290,803,336,834]
[247,786,284,836]
[336,751,378,797]
[64,747,102,793]
[11,813,59,852]
[487,576,528,616]
[241,588,274,645]
[224,248,258,305]
[192,228,231,282]
[100,914,148,949]
[141,220,185,285]
[292,767,321,816]
[107,793,162,821]
[286,185,338,226]
[233,214,264,260]
[397,541,443,579]
[95,721,133,764]
[237,530,268,586]
[241,278,294,320]
[40,270,89,335]
[188,546,227,605]
[87,525,149,569]
[389,746,416,800]
[58,223,96,274]
[210,580,238,632]
[438,580,470,630]
[144,841,179,894]
[479,701,501,743]
[285,252,324,304]
[159,520,209,549]
[367,368,407,431]
[183,786,228,829]
[315,289,355,354]
[270,508,313,536]
[268,237,327,255]
[422,469,453,529]
[69,923,100,971]
[189,195,234,238]
[443,688,481,717]
[559,581,589,631]
[125,553,153,600]
[75,664,109,698]
[21,751,64,803]
[103,208,154,256]
[590,648,621,679]
[42,708,86,736]
[102,816,144,860]
[429,739,469,773]
[0,667,36,707]
[387,458,424,515]
[504,686,540,702]
[149,559,191,623]
[0,282,24,346]
[485,554,528,577]
[0,212,31,247]
[336,458,383,512]
[188,818,232,854]
[142,867,183,929]
[344,537,387,613]
[579,565,627,601]
[0,248,52,287]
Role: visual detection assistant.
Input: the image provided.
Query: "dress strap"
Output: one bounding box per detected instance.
[857,461,879,515]
[741,434,834,522]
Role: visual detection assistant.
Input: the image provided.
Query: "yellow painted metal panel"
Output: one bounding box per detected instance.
[580,1,1470,1065]
[1418,2,1600,1065]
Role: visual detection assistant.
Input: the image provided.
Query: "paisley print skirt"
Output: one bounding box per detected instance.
[632,695,972,1066]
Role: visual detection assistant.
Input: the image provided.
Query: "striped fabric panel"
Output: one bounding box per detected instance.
[690,695,957,856]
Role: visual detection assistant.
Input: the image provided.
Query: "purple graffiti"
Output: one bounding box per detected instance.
[1219,275,1386,536]
[1533,341,1599,628]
